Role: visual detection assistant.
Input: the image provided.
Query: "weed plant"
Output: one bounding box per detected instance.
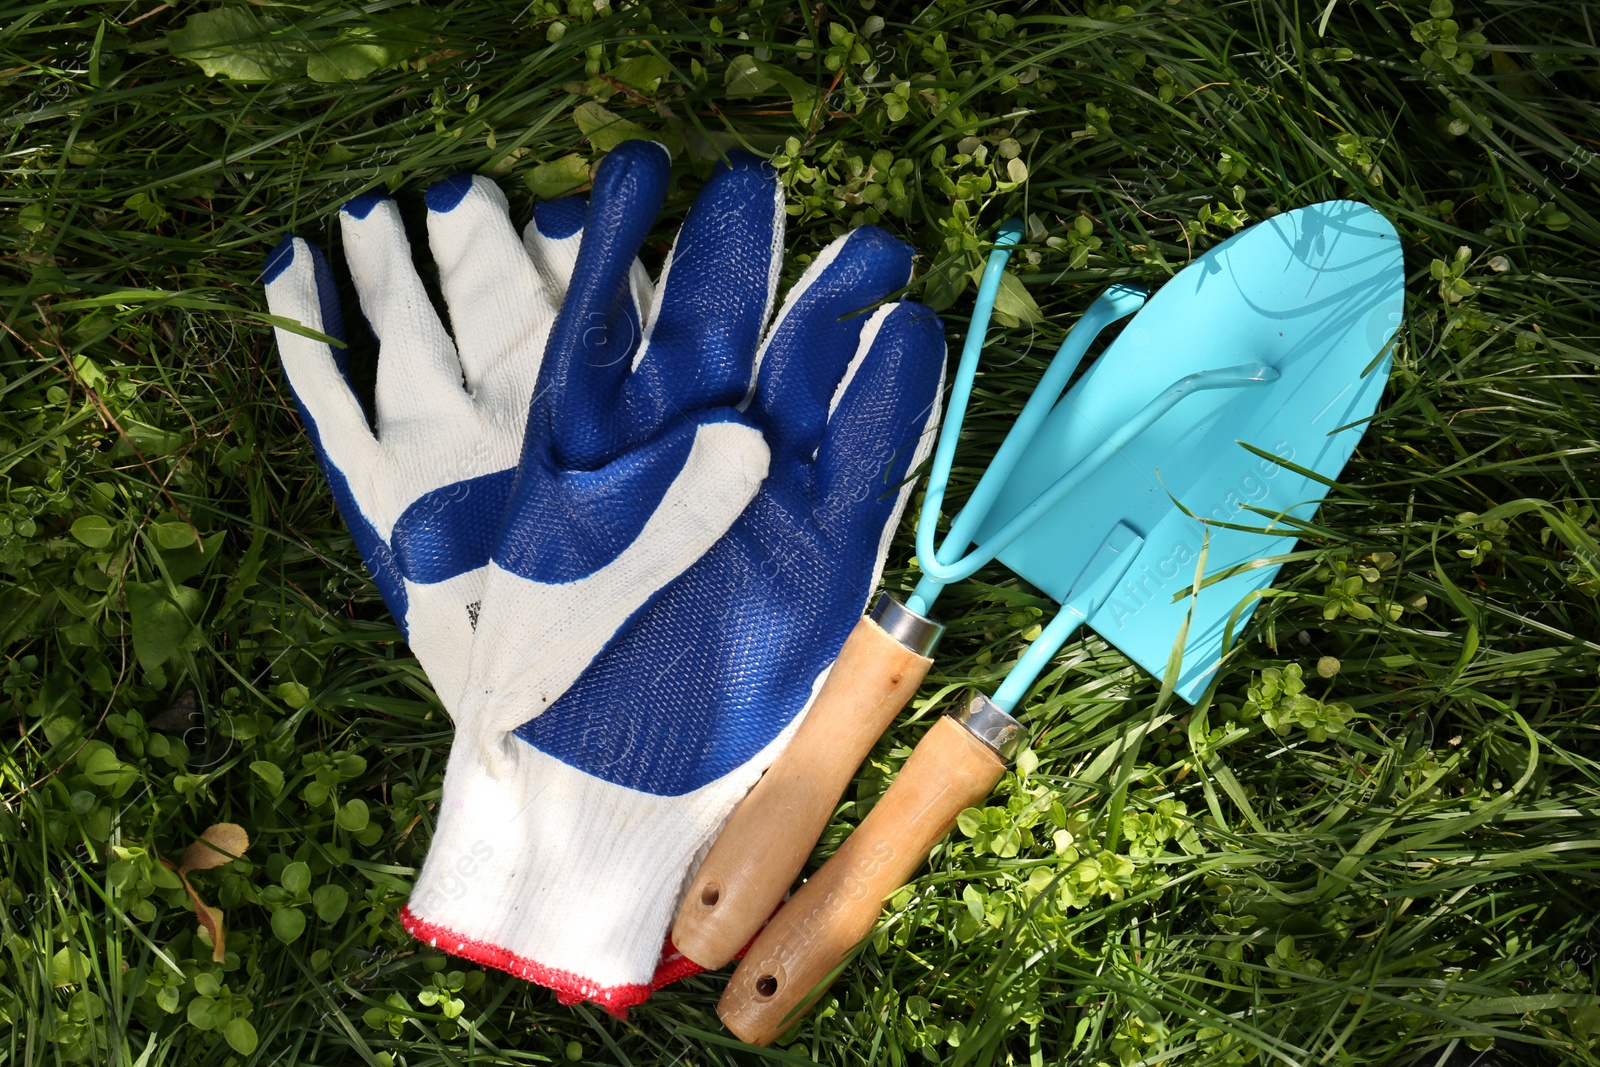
[2,1,1598,1064]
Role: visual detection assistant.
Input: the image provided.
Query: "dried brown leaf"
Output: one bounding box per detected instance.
[177,872,227,962]
[155,824,247,963]
[180,822,249,873]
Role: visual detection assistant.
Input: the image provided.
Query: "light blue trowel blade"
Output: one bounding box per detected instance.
[975,201,1406,703]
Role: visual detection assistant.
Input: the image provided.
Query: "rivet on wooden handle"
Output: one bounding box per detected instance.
[672,614,933,970]
[718,714,1008,1046]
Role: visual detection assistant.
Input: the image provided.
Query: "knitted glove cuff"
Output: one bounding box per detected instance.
[402,712,804,1014]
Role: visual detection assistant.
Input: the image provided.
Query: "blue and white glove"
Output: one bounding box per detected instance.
[403,146,947,1014]
[262,169,645,709]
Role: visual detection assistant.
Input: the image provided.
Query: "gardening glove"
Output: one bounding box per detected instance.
[402,145,947,1015]
[261,165,649,710]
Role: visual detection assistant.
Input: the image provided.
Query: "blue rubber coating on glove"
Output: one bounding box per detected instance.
[265,238,412,630]
[753,228,913,461]
[622,152,783,431]
[515,232,944,795]
[495,411,753,584]
[310,237,356,387]
[484,142,782,587]
[533,196,586,240]
[262,234,297,284]
[314,461,409,635]
[264,234,357,385]
[343,191,387,221]
[525,142,667,472]
[380,148,785,590]
[424,173,475,213]
[390,468,517,584]
[528,143,781,471]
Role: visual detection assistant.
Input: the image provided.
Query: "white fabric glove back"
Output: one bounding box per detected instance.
[262,174,612,708]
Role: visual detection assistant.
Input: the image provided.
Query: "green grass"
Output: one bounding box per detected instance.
[3,0,1599,1064]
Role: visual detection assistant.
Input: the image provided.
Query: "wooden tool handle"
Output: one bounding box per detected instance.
[718,714,1007,1046]
[672,614,933,969]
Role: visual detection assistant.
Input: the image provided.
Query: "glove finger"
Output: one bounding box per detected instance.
[522,196,586,303]
[339,194,474,433]
[623,152,784,427]
[263,235,408,620]
[532,140,668,468]
[427,174,559,396]
[523,196,658,338]
[812,299,946,541]
[748,225,916,461]
[262,235,380,479]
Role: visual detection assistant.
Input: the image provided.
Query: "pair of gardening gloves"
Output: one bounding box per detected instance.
[261,141,946,1014]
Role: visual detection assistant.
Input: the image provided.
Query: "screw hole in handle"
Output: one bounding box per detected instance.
[700,884,720,907]
[755,975,779,998]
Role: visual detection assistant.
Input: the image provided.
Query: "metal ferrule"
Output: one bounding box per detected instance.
[868,593,944,657]
[952,693,1026,764]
